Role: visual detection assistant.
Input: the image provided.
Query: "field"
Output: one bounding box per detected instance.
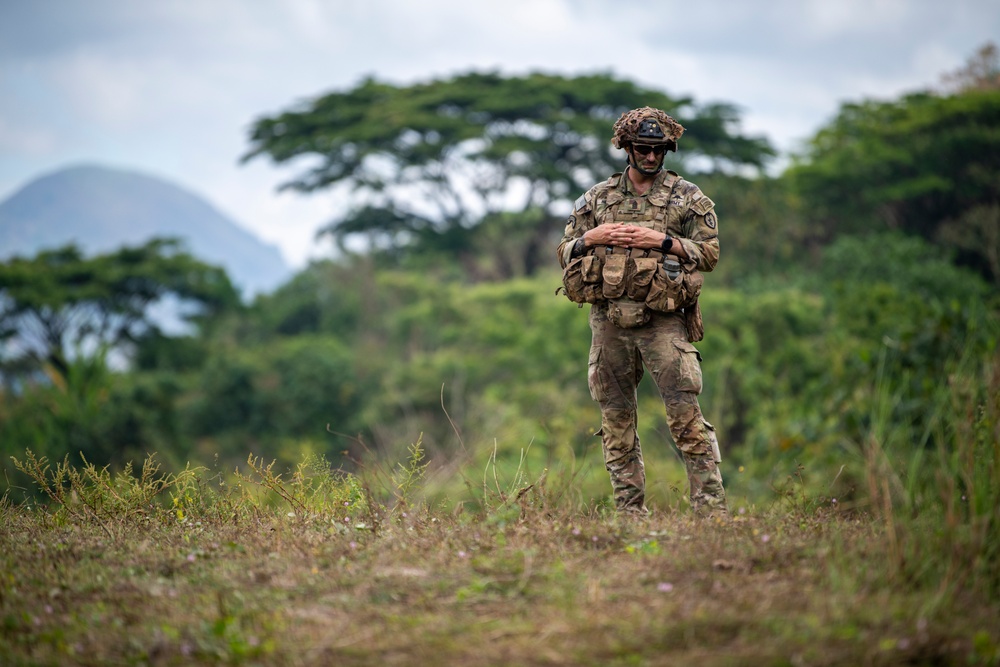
[2,449,998,667]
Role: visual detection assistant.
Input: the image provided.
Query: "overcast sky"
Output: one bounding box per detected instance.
[2,0,998,267]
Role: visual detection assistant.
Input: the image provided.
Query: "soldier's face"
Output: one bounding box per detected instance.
[630,144,665,172]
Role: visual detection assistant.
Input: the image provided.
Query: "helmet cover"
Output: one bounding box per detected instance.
[611,107,684,152]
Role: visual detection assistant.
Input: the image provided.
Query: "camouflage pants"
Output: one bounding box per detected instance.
[588,303,726,513]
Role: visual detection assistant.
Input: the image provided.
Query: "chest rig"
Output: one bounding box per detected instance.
[560,170,701,329]
[581,173,676,328]
[559,170,706,338]
[595,171,679,234]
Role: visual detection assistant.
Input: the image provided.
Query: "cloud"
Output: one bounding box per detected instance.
[798,0,912,39]
[48,52,151,127]
[0,117,58,156]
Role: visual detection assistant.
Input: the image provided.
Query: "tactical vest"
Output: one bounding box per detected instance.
[594,174,676,234]
[560,173,703,328]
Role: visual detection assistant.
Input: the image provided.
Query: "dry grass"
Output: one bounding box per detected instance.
[2,469,998,667]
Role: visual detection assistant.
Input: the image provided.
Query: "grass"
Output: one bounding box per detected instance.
[2,446,999,667]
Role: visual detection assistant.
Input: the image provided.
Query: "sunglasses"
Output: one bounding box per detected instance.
[632,144,666,156]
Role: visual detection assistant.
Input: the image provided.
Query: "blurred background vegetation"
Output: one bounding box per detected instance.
[2,45,998,512]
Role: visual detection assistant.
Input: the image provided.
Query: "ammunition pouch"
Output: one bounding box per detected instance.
[602,247,661,329]
[601,252,628,299]
[560,252,605,304]
[645,256,703,314]
[628,256,659,301]
[560,245,704,332]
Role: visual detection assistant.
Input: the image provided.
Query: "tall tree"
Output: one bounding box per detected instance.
[788,87,1000,283]
[242,71,774,259]
[0,238,240,382]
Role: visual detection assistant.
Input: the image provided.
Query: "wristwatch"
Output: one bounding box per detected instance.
[660,235,674,253]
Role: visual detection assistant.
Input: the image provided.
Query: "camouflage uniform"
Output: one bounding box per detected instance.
[557,119,726,515]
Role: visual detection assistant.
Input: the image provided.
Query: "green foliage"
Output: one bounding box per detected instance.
[186,334,369,463]
[243,240,988,516]
[243,259,371,339]
[789,88,1000,283]
[1,352,126,463]
[862,345,1000,597]
[0,238,240,381]
[3,235,995,517]
[50,227,980,515]
[398,207,560,281]
[0,349,201,484]
[701,233,998,498]
[133,329,210,372]
[352,271,595,464]
[693,173,809,284]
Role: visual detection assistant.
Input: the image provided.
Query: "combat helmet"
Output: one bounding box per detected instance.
[611,107,685,152]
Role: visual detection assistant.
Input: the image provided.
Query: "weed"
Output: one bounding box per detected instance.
[10,450,188,541]
[236,451,365,519]
[392,434,429,507]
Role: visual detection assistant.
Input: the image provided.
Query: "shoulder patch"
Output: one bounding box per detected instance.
[691,196,715,216]
[574,194,588,212]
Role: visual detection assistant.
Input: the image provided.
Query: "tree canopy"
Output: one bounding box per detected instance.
[0,238,240,382]
[789,87,1000,283]
[242,71,774,254]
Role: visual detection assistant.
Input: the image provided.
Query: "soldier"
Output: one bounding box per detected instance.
[557,106,727,516]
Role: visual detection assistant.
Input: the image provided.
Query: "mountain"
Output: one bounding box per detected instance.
[0,164,291,297]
